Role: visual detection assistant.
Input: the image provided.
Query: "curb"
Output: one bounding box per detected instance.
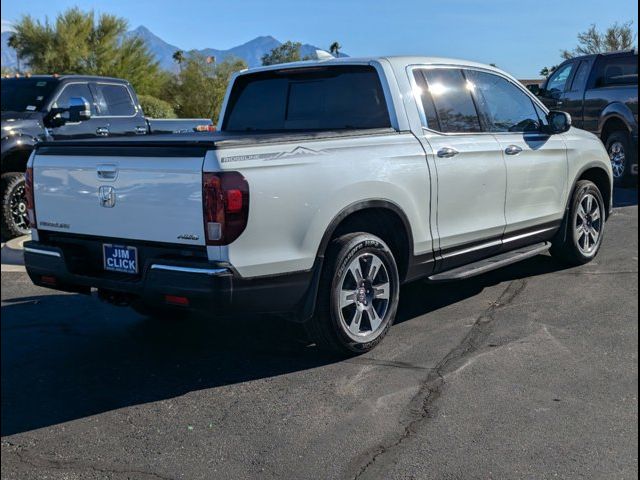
[1,235,30,272]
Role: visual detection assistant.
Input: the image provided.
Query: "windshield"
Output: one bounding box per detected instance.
[1,78,58,112]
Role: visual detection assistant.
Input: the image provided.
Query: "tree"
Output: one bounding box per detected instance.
[7,8,165,96]
[561,21,637,59]
[261,41,301,65]
[539,65,558,78]
[172,49,185,71]
[167,53,246,121]
[329,41,341,57]
[138,94,176,118]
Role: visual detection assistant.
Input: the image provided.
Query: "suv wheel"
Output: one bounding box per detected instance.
[306,232,400,355]
[606,131,633,187]
[551,180,606,266]
[1,172,30,240]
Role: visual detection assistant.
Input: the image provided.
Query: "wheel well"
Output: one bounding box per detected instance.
[601,116,629,142]
[579,167,612,217]
[325,207,411,281]
[1,148,32,174]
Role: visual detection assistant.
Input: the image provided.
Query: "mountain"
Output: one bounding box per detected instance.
[0,22,345,71]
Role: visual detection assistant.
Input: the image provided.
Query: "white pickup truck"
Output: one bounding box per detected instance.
[24,56,613,354]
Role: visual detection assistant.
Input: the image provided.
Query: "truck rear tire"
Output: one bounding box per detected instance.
[1,172,30,240]
[606,131,634,187]
[305,232,400,355]
[550,180,606,266]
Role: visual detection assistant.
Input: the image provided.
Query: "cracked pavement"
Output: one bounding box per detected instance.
[1,189,637,480]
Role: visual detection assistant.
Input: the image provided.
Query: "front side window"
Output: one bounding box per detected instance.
[95,84,136,116]
[223,65,391,132]
[52,83,96,114]
[422,68,481,133]
[465,70,541,132]
[546,63,575,96]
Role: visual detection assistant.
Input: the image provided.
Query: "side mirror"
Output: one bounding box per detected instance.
[67,97,91,122]
[547,110,572,134]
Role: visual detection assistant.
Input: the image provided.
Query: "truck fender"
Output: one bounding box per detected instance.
[598,102,636,137]
[1,135,38,173]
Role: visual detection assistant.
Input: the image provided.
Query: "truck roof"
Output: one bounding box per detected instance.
[559,49,637,62]
[1,74,130,84]
[238,55,508,77]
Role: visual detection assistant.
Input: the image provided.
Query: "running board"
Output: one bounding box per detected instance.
[428,242,551,282]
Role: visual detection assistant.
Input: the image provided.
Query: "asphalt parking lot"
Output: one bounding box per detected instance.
[1,188,638,480]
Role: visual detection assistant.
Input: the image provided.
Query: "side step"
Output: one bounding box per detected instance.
[428,242,551,282]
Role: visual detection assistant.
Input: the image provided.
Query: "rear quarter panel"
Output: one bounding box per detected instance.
[203,132,432,278]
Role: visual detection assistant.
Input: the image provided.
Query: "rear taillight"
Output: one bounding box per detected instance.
[202,172,249,245]
[25,167,36,228]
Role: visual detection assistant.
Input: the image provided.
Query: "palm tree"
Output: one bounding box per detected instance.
[329,42,341,58]
[172,49,185,72]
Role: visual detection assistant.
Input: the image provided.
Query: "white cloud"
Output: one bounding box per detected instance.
[1,19,15,33]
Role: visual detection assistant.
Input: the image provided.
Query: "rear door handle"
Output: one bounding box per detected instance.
[505,145,523,155]
[96,127,110,136]
[437,147,459,158]
[135,126,147,135]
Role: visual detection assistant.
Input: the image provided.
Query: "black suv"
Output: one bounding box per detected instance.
[536,50,638,186]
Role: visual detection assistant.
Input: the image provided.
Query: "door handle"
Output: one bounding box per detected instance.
[505,145,523,155]
[557,101,564,106]
[437,147,459,158]
[96,127,110,136]
[135,126,147,135]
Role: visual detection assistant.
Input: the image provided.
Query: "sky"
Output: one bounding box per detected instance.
[1,0,638,78]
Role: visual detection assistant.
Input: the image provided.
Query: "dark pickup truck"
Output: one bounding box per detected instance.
[535,50,638,186]
[1,74,213,239]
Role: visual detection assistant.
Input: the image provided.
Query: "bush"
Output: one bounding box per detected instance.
[138,94,176,118]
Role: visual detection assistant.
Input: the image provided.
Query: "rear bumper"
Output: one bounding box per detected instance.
[24,241,316,317]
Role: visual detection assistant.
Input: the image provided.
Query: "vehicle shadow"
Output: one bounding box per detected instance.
[1,252,573,437]
[613,186,638,208]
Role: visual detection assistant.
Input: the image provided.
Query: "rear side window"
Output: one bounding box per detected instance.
[593,55,638,87]
[421,68,481,133]
[465,70,541,132]
[570,61,591,92]
[95,84,136,116]
[223,66,391,132]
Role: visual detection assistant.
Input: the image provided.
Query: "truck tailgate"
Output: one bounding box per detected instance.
[32,145,207,246]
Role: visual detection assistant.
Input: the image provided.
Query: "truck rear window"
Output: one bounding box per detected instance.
[222,65,391,132]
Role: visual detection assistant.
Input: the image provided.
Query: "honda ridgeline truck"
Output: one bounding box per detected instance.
[23,57,613,354]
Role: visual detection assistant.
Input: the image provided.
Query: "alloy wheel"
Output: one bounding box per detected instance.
[574,193,602,256]
[337,252,391,342]
[609,141,626,179]
[9,182,29,233]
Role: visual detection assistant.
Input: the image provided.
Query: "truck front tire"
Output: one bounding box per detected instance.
[306,232,400,355]
[1,172,30,240]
